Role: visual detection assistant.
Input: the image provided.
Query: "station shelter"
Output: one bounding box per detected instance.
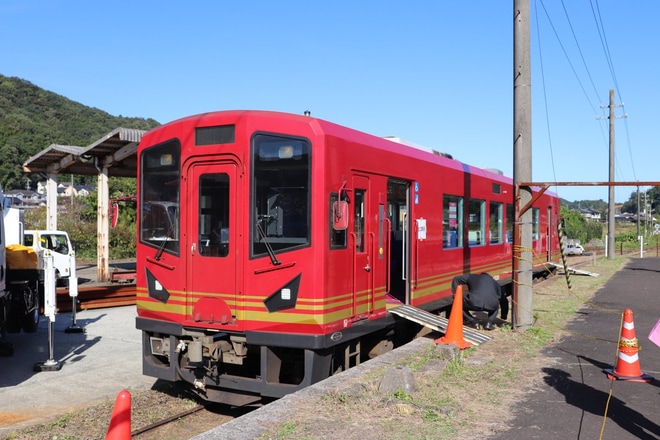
[22,128,145,282]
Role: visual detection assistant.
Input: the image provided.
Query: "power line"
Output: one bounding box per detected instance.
[538,0,639,196]
[533,0,558,198]
[537,0,599,115]
[559,0,603,115]
[588,0,638,183]
[589,0,621,101]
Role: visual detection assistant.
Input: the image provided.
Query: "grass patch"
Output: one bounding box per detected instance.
[270,421,298,439]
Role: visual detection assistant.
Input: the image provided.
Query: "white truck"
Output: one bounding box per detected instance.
[565,239,585,256]
[1,190,43,353]
[1,189,75,353]
[23,230,74,286]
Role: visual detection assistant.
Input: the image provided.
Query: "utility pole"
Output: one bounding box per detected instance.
[637,187,640,240]
[602,89,625,258]
[644,191,648,236]
[607,89,616,259]
[513,0,533,330]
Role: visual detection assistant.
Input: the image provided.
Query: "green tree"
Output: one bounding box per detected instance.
[620,190,639,214]
[560,206,603,244]
[0,141,24,190]
[647,187,660,217]
[620,187,660,218]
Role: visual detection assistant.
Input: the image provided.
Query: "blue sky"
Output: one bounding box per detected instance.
[1,1,658,203]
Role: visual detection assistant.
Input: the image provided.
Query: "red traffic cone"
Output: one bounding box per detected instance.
[603,308,653,383]
[435,285,472,349]
[105,390,131,440]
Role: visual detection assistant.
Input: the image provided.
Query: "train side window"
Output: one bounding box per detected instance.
[532,207,540,241]
[443,195,463,249]
[506,204,514,243]
[329,193,347,249]
[489,201,503,244]
[354,190,365,253]
[468,199,485,246]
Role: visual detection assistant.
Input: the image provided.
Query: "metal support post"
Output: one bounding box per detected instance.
[65,252,84,333]
[34,251,62,372]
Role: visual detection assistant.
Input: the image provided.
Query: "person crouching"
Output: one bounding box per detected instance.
[451,273,508,331]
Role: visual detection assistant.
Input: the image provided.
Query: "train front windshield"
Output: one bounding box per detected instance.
[251,134,311,258]
[140,140,181,256]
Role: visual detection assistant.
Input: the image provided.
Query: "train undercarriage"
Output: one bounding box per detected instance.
[137,315,420,407]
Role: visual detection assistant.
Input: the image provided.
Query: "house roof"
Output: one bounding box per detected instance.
[5,189,41,198]
[22,128,146,178]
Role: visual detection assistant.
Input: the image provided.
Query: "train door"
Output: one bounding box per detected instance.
[186,160,242,329]
[387,179,411,304]
[351,175,376,319]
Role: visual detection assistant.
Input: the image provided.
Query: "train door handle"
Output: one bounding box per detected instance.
[364,264,371,272]
[191,243,196,255]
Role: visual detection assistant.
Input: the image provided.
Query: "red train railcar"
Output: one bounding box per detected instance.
[135,110,560,405]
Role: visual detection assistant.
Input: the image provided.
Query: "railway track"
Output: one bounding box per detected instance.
[130,404,206,438]
[129,401,251,439]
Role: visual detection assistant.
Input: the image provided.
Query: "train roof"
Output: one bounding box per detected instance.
[146,110,554,195]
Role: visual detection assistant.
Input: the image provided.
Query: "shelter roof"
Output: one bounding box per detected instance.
[23,128,145,178]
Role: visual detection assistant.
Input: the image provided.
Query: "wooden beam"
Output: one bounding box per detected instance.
[97,165,110,282]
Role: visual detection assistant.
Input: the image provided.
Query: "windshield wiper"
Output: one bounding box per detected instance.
[256,222,281,266]
[154,237,168,261]
[154,221,176,261]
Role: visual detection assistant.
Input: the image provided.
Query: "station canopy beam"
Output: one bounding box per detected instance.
[22,128,145,282]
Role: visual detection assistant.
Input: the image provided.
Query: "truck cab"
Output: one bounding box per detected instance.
[23,230,74,285]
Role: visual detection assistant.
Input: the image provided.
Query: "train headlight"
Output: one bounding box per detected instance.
[149,336,170,357]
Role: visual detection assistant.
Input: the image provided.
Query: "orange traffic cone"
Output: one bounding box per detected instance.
[105,390,131,440]
[603,308,653,383]
[435,285,472,349]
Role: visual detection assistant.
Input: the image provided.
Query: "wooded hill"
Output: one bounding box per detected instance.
[0,74,160,190]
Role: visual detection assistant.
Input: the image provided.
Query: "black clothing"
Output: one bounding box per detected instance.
[451,273,509,327]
